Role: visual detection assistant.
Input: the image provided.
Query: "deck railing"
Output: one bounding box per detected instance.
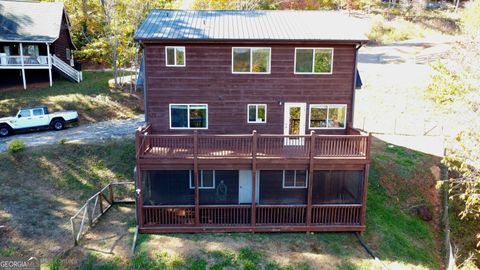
[142,204,361,227]
[136,129,370,160]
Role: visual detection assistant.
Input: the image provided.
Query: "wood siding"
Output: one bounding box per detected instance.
[52,11,74,63]
[144,43,356,135]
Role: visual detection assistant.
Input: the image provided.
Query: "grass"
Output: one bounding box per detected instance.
[0,71,142,123]
[0,138,442,269]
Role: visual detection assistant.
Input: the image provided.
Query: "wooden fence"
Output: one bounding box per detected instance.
[70,182,134,246]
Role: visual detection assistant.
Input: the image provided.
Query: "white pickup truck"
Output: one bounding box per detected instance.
[0,106,78,137]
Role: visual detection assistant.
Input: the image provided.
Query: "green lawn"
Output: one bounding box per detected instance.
[0,138,442,269]
[0,71,143,123]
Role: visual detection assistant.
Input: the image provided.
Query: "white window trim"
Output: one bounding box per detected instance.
[282,170,308,189]
[189,170,216,189]
[247,104,267,124]
[169,103,208,129]
[231,47,271,74]
[308,104,347,130]
[165,46,186,67]
[294,48,334,75]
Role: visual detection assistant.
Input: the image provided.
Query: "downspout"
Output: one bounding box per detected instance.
[350,42,365,129]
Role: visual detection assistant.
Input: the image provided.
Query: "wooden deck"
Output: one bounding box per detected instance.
[135,125,371,233]
[136,125,371,168]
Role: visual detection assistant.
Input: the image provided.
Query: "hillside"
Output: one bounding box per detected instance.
[0,137,444,269]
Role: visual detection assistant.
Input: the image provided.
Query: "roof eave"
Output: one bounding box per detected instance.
[134,38,369,45]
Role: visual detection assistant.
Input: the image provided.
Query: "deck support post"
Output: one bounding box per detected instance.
[193,131,200,226]
[19,42,26,90]
[46,43,52,87]
[251,130,258,229]
[360,133,372,230]
[306,131,315,229]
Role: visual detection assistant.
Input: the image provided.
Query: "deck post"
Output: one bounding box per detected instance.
[46,43,52,87]
[19,42,26,90]
[360,133,372,231]
[251,130,258,228]
[193,130,200,226]
[137,167,144,228]
[306,131,315,228]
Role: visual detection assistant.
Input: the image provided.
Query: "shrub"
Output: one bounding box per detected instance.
[59,139,67,145]
[367,16,426,44]
[461,0,480,39]
[7,140,26,153]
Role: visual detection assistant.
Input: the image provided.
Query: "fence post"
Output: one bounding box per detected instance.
[71,217,77,246]
[109,183,114,204]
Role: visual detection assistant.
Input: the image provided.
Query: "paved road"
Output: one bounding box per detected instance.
[0,115,145,153]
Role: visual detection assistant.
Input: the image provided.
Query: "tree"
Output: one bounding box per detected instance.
[427,41,480,247]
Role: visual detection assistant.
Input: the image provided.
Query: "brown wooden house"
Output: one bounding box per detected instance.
[0,1,82,90]
[134,10,370,233]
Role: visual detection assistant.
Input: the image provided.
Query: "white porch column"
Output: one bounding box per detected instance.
[19,42,26,90]
[46,43,52,87]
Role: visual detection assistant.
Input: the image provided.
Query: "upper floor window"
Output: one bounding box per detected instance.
[295,48,333,74]
[170,104,207,129]
[247,104,267,123]
[165,46,185,67]
[189,170,215,189]
[283,170,308,188]
[309,104,346,129]
[232,47,271,74]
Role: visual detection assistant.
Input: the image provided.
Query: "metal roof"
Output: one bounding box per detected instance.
[134,10,368,43]
[0,1,66,43]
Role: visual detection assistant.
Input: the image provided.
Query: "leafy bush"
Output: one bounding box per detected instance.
[7,140,26,153]
[461,0,480,39]
[367,16,426,44]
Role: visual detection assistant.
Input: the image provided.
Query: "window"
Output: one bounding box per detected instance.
[18,109,31,118]
[309,104,346,129]
[23,45,39,58]
[283,170,308,188]
[165,46,185,67]
[232,47,271,74]
[247,104,267,123]
[295,48,333,74]
[66,49,71,60]
[170,104,208,129]
[32,108,44,116]
[189,170,215,189]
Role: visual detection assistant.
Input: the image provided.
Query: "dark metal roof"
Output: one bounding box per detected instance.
[134,10,368,43]
[0,1,66,43]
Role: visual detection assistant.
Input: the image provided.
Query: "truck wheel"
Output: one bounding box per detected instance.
[0,125,11,137]
[52,119,65,131]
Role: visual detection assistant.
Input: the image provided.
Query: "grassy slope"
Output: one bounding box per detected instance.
[0,138,441,269]
[0,71,142,123]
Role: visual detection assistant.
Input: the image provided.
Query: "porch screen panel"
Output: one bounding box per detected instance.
[142,170,194,205]
[259,170,307,205]
[199,170,238,205]
[312,170,363,204]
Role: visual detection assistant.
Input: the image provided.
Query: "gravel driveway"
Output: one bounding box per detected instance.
[0,115,145,153]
